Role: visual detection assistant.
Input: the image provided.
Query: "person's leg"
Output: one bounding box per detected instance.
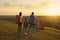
[18,24,20,33]
[29,24,32,34]
[18,23,22,33]
[31,25,36,37]
[20,23,22,32]
[24,27,28,35]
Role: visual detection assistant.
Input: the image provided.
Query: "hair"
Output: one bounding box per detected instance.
[16,15,18,17]
[19,12,22,16]
[31,12,34,15]
[24,17,27,20]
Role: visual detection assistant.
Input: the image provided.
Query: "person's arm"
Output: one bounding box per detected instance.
[35,16,41,22]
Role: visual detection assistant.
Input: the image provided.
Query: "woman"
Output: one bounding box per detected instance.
[29,12,36,37]
[18,12,23,33]
[29,12,35,27]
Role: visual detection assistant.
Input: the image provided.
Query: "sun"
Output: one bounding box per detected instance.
[46,6,58,16]
[47,9,57,16]
[45,4,58,16]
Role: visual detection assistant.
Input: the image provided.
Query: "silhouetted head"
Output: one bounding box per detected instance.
[24,17,27,20]
[16,15,18,17]
[19,12,22,16]
[31,12,34,15]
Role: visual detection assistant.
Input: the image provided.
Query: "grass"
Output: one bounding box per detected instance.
[0,21,60,40]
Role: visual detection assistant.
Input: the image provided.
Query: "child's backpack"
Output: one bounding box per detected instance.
[38,22,44,30]
[15,15,19,24]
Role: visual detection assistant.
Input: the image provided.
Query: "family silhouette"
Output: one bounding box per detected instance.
[15,12,44,38]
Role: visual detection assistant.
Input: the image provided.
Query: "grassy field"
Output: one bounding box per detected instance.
[0,16,60,30]
[0,21,60,40]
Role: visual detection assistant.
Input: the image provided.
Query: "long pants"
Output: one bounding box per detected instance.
[18,24,22,33]
[29,25,36,37]
[24,27,29,33]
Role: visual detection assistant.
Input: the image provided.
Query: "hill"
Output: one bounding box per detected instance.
[0,21,60,40]
[0,16,60,30]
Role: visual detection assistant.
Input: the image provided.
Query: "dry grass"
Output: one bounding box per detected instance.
[0,21,60,40]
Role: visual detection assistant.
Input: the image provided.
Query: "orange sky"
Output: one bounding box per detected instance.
[0,0,60,16]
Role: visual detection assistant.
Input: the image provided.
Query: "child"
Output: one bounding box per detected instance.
[24,18,29,35]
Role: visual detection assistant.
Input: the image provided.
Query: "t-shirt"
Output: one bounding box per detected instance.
[20,16,23,23]
[29,15,35,24]
[24,20,28,28]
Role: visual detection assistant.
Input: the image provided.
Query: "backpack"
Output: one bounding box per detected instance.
[15,15,19,24]
[38,22,44,30]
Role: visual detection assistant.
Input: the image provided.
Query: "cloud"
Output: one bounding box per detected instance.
[3,3,10,6]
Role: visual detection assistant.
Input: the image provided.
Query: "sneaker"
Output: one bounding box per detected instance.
[24,33,28,36]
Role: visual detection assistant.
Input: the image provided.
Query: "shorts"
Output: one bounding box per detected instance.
[29,21,35,26]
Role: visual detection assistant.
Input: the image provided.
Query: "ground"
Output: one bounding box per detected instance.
[0,21,60,40]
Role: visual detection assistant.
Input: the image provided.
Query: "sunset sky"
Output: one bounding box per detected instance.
[0,0,60,16]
